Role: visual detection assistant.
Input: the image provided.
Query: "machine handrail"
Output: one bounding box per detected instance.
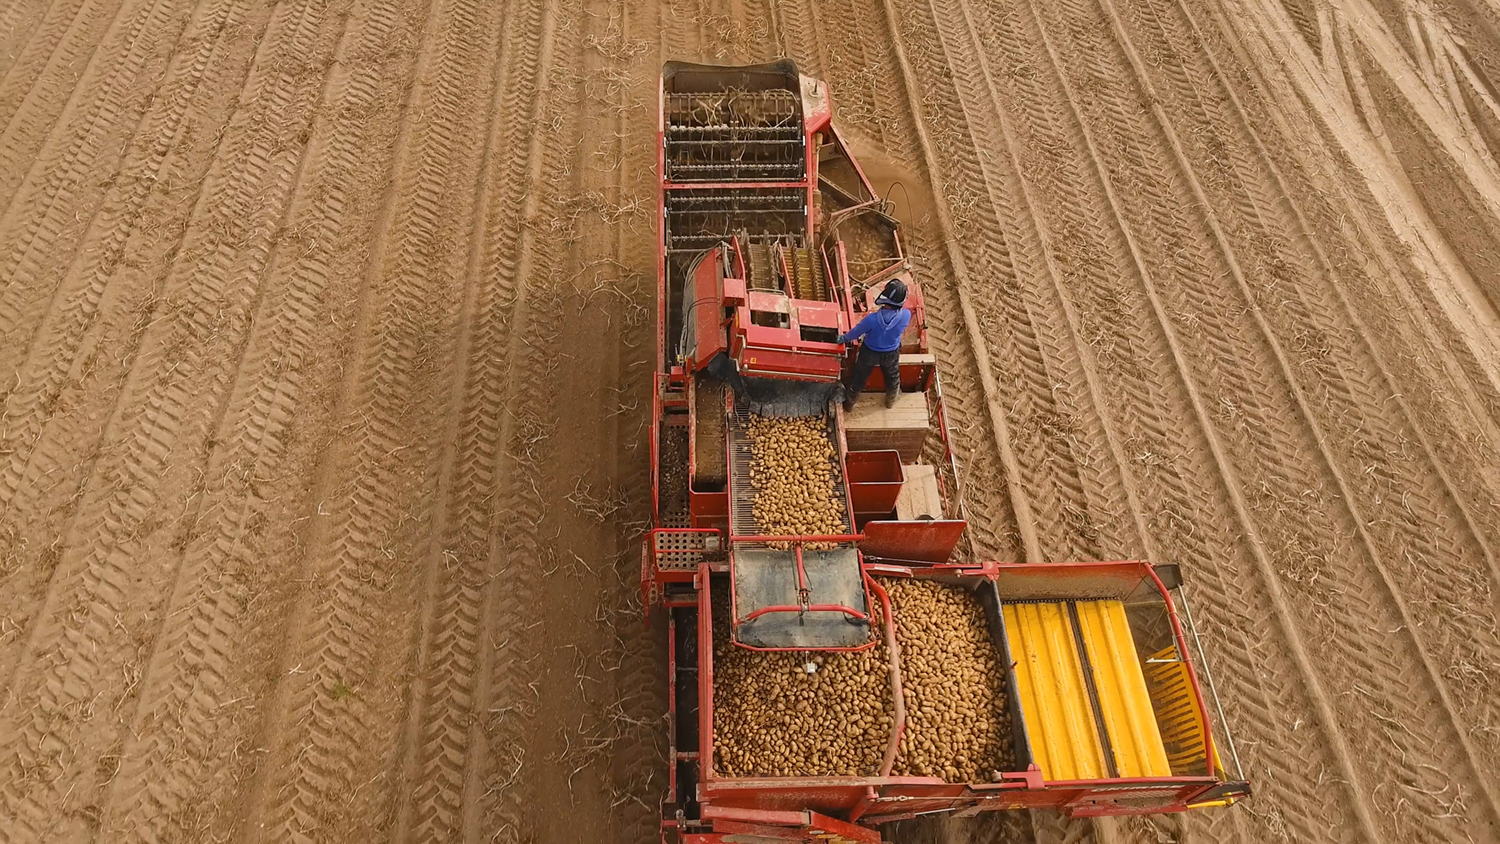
[740,603,870,623]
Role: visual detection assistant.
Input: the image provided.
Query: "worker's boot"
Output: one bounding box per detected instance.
[884,389,900,409]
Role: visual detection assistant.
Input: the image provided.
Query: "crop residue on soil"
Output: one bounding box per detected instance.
[0,0,1497,840]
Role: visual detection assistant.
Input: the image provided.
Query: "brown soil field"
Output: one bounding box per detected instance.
[1,0,1498,840]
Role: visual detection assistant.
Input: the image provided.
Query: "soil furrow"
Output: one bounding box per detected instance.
[389,0,563,839]
[909,0,1145,564]
[0,0,270,515]
[0,0,103,128]
[1030,0,1496,836]
[0,0,135,183]
[1095,0,1500,827]
[1136,0,1500,786]
[78,0,377,838]
[0,0,291,676]
[0,0,62,81]
[959,0,1388,838]
[0,0,181,237]
[1200,0,1500,503]
[0,0,342,831]
[213,0,482,837]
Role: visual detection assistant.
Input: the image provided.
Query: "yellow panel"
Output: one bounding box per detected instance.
[1146,645,1215,777]
[1076,601,1172,778]
[1003,603,1106,781]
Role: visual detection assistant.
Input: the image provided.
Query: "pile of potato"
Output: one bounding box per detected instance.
[747,414,847,549]
[884,577,1015,782]
[709,579,1017,782]
[712,604,896,778]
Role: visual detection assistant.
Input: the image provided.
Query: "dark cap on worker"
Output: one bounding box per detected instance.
[875,278,907,307]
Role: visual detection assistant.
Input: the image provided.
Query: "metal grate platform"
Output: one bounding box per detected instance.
[653,530,712,571]
[732,546,869,648]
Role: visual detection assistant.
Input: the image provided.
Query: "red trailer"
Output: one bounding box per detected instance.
[644,60,1249,843]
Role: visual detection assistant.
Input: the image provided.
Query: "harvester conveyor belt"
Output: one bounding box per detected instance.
[727,404,868,649]
[727,403,852,539]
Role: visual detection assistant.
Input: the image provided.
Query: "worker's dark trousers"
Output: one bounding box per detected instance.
[845,345,900,404]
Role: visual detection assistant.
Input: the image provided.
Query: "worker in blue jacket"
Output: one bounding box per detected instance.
[838,279,910,412]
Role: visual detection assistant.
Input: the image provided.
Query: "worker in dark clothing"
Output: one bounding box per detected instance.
[838,279,911,412]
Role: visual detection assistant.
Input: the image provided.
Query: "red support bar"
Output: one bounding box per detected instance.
[663,180,810,191]
[741,603,870,623]
[699,805,809,826]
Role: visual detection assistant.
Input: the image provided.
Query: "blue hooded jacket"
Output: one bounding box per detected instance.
[841,307,911,353]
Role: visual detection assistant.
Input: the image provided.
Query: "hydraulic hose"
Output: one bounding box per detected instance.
[867,574,905,778]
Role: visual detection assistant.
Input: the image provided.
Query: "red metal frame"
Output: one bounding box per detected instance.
[647,63,1244,843]
[689,564,1229,829]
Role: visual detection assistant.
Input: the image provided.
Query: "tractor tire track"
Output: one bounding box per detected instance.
[385,0,568,840]
[1097,0,1500,823]
[1123,0,1500,794]
[226,0,558,841]
[0,0,103,128]
[1027,0,1497,836]
[3,0,1499,836]
[0,0,279,682]
[1198,0,1500,509]
[0,0,357,836]
[0,0,264,523]
[990,0,1388,837]
[0,0,61,82]
[0,0,183,256]
[0,0,135,194]
[915,0,1378,837]
[878,4,1273,844]
[0,0,235,498]
[0,0,249,713]
[898,0,1138,565]
[76,0,391,838]
[773,0,823,80]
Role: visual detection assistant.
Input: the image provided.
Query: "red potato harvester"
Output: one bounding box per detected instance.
[642,60,1251,843]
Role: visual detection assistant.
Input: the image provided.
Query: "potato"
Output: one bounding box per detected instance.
[746,413,847,550]
[709,579,1016,784]
[711,595,895,778]
[881,577,1016,781]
